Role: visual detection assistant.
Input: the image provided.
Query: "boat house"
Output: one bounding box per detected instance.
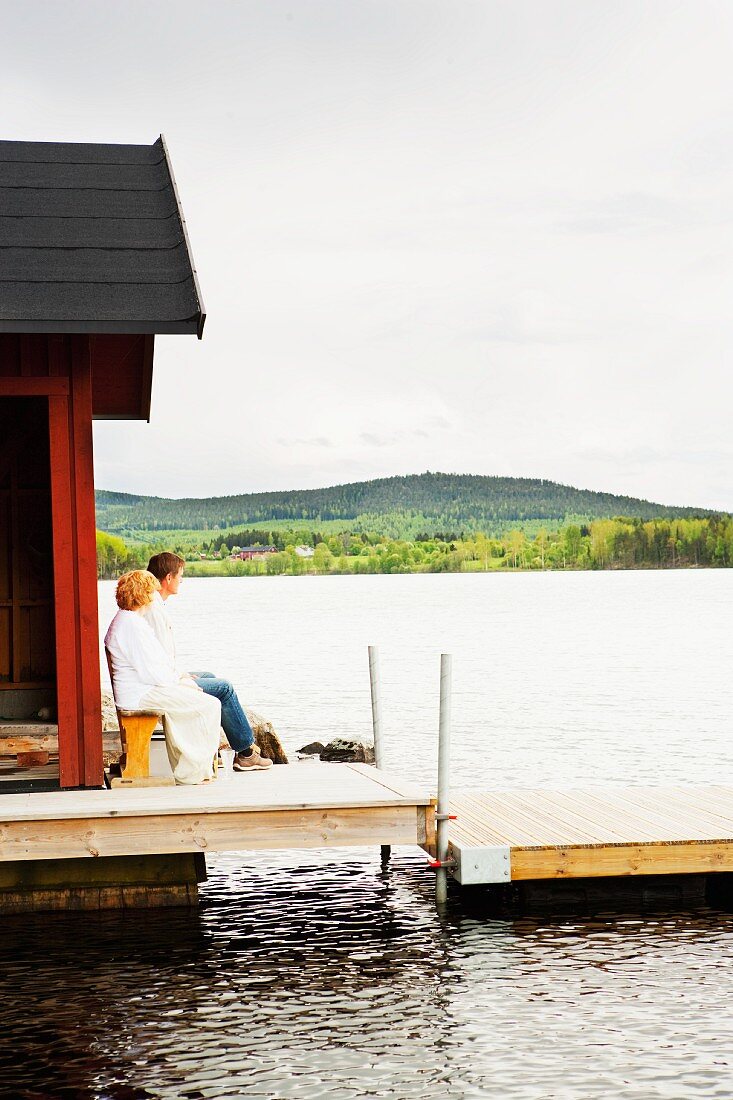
[0,136,204,789]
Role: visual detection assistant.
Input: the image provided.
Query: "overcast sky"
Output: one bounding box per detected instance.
[4,1,733,508]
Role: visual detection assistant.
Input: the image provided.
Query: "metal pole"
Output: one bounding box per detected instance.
[435,652,452,906]
[368,646,391,864]
[368,645,384,769]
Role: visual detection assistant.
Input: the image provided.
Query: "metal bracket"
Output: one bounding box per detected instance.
[434,812,457,822]
[427,857,457,870]
[450,844,511,885]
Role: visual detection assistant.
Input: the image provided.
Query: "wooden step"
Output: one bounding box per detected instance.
[0,721,59,755]
[0,721,121,757]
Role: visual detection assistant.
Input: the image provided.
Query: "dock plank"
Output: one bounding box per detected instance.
[0,763,431,823]
[450,794,554,847]
[511,790,636,845]
[616,788,733,838]
[543,789,692,843]
[568,789,728,843]
[485,791,621,846]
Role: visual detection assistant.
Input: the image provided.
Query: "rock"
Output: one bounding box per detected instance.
[247,709,289,764]
[101,689,119,733]
[320,738,375,764]
[297,741,325,756]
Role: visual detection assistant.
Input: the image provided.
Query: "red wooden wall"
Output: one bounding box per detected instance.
[0,335,103,787]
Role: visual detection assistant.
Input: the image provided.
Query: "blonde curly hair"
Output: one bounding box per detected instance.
[115,569,160,611]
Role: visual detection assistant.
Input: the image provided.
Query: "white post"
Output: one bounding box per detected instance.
[368,645,384,769]
[435,652,452,906]
[368,645,390,864]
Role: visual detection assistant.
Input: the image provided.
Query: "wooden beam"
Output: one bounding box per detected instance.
[0,854,201,913]
[19,335,48,378]
[90,334,153,420]
[0,804,423,861]
[0,379,69,397]
[0,730,119,756]
[48,393,80,788]
[0,883,196,913]
[9,458,20,684]
[70,336,103,788]
[47,334,68,379]
[141,334,154,421]
[510,841,733,881]
[0,682,54,691]
[421,799,437,855]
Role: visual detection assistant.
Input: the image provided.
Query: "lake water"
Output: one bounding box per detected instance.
[3,571,733,1098]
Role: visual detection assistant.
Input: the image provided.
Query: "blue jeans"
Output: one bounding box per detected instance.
[191,670,254,753]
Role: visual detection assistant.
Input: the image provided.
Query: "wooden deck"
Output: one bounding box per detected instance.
[0,763,433,862]
[446,786,733,884]
[6,765,732,893]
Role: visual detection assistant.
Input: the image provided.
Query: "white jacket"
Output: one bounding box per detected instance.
[104,609,179,710]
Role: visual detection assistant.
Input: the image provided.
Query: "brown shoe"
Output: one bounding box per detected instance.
[233,751,273,771]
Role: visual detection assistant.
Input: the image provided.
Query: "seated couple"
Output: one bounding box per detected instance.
[105,552,272,785]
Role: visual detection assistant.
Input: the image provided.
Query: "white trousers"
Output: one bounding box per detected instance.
[138,683,221,785]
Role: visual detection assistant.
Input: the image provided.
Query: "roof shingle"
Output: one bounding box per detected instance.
[0,135,204,337]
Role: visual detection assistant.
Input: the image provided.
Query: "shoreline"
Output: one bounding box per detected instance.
[98,562,727,581]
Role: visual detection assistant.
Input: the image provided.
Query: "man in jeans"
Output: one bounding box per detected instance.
[144,552,272,771]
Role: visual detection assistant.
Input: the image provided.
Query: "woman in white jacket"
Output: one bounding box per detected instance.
[104,570,220,785]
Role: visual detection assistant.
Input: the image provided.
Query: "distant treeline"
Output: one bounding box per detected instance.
[97,516,733,579]
[95,472,710,538]
[96,531,152,578]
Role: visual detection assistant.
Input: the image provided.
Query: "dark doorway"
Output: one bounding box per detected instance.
[0,398,57,785]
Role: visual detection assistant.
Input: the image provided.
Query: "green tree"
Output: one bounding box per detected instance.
[313,543,334,574]
[505,529,526,569]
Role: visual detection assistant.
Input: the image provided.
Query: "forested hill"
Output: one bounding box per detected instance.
[95,473,713,538]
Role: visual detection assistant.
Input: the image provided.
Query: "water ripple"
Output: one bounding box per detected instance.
[1,850,733,1097]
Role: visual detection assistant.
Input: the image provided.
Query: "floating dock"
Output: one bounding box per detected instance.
[2,770,733,884]
[446,786,733,885]
[3,753,733,911]
[0,763,432,863]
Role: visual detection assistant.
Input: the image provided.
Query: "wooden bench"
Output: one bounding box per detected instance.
[105,649,174,788]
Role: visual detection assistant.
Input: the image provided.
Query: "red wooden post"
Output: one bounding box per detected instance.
[48,392,81,787]
[70,336,103,787]
[47,339,103,788]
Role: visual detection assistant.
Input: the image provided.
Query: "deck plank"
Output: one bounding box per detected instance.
[542,789,697,843]
[617,788,733,837]
[451,794,559,847]
[567,789,727,843]
[0,763,431,823]
[510,790,637,845]
[345,763,430,802]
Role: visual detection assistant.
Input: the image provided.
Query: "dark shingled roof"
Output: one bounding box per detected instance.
[0,135,205,337]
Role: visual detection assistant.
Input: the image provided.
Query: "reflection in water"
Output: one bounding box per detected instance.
[2,850,733,1098]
